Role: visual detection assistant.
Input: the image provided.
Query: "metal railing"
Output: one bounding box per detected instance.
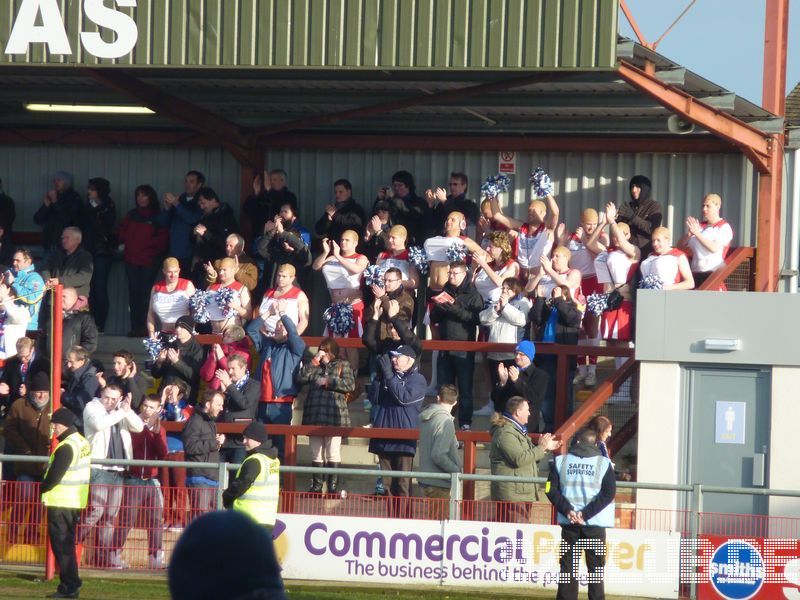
[3,453,800,600]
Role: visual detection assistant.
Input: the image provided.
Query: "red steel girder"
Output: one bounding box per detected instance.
[617,61,773,174]
[762,0,789,116]
[755,137,783,291]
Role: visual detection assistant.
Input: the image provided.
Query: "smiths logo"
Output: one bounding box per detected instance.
[5,1,138,59]
[709,540,765,600]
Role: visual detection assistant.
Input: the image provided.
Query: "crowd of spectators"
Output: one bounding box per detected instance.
[0,166,735,544]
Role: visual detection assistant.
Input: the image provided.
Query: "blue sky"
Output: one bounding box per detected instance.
[618,0,800,109]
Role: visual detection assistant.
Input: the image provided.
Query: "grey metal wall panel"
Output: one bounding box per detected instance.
[0,0,619,68]
[266,148,754,246]
[636,291,800,367]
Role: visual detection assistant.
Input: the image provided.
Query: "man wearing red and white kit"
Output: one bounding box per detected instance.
[565,208,607,387]
[640,227,695,291]
[205,257,251,333]
[376,224,420,292]
[490,192,559,280]
[678,193,734,289]
[312,228,369,373]
[257,263,309,335]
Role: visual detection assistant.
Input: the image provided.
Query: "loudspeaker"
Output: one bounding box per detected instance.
[667,114,695,135]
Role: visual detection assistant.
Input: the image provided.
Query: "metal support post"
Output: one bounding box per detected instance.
[216,462,228,510]
[448,473,461,521]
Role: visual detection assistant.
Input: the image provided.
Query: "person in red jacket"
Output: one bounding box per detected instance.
[109,394,168,570]
[118,185,169,337]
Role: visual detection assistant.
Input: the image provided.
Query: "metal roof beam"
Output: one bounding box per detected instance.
[247,72,577,142]
[82,68,247,148]
[617,61,772,173]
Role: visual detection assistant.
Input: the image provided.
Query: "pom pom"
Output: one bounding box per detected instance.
[446,241,468,263]
[408,246,429,275]
[364,264,386,288]
[480,173,511,199]
[529,167,554,198]
[189,290,211,324]
[213,286,237,319]
[323,302,355,337]
[638,274,664,290]
[142,336,164,361]
[586,292,609,316]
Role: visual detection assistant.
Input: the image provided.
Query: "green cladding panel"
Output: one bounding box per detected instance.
[0,0,619,68]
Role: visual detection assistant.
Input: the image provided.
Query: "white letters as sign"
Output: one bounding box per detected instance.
[5,0,139,59]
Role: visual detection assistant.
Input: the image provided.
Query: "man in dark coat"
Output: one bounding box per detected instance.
[39,287,98,361]
[430,260,483,430]
[243,169,298,240]
[150,316,204,404]
[182,390,225,519]
[368,345,426,517]
[372,170,427,245]
[616,174,662,256]
[491,340,548,432]
[61,345,100,433]
[0,336,50,414]
[157,170,205,277]
[191,187,239,287]
[214,354,260,465]
[33,170,82,254]
[425,172,479,237]
[315,179,366,243]
[40,227,94,298]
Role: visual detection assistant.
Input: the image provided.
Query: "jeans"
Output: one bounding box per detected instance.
[186,478,217,522]
[81,469,124,563]
[125,262,160,332]
[557,525,607,600]
[257,402,292,462]
[437,350,475,427]
[90,255,113,331]
[538,355,574,432]
[112,478,164,556]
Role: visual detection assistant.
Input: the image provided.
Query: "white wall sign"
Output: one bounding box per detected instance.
[273,514,681,598]
[498,151,516,174]
[715,401,746,444]
[5,0,139,59]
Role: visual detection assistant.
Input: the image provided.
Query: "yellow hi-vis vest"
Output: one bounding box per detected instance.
[42,432,91,509]
[233,453,280,526]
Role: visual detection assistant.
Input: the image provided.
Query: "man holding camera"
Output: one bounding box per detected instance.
[81,384,144,567]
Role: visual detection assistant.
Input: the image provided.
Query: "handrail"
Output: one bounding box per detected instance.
[698,246,755,291]
[553,357,638,448]
[607,412,638,457]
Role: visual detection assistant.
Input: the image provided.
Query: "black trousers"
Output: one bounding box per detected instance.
[125,262,159,331]
[557,524,606,600]
[47,506,82,593]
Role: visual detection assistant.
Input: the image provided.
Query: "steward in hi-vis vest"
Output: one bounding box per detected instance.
[222,422,280,530]
[546,428,616,600]
[41,407,90,599]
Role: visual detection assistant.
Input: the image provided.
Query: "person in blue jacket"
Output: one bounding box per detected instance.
[368,344,426,517]
[246,300,305,461]
[157,170,205,277]
[546,428,616,600]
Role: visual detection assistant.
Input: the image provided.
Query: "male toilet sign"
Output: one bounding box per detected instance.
[498,152,516,174]
[715,401,745,444]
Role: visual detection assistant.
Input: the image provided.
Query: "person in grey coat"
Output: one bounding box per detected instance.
[417,384,461,520]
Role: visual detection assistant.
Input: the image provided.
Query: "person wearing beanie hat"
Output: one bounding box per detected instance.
[151,313,203,403]
[4,370,51,543]
[33,170,83,253]
[490,338,548,431]
[40,406,89,599]
[371,169,427,245]
[168,511,287,600]
[222,422,280,529]
[616,174,662,256]
[82,176,117,332]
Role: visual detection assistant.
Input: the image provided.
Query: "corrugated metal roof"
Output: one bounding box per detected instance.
[0,0,618,69]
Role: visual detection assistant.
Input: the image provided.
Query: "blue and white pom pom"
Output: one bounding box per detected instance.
[446,241,468,262]
[480,173,511,199]
[189,290,211,324]
[586,292,609,316]
[408,246,429,275]
[529,167,554,198]
[638,274,664,290]
[364,264,386,288]
[142,337,164,361]
[214,286,237,319]
[323,302,355,337]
